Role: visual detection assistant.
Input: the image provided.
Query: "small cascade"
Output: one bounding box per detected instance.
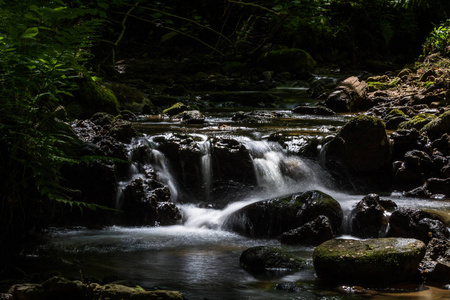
[150,149,179,201]
[199,139,212,201]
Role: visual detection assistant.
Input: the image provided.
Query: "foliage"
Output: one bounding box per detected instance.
[423,19,450,56]
[0,0,107,249]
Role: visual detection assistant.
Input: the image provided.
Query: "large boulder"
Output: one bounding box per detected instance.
[386,208,449,244]
[240,246,307,274]
[223,190,343,238]
[419,238,450,283]
[322,115,391,191]
[325,76,370,112]
[313,238,426,285]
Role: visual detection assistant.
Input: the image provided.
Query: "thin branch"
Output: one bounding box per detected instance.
[227,0,285,16]
[112,11,225,56]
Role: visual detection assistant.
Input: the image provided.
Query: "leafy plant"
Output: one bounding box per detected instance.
[0,0,107,251]
[423,19,450,56]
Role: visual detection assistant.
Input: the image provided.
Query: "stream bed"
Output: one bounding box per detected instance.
[17,86,450,299]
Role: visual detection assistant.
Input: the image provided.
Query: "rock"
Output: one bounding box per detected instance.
[91,112,115,126]
[398,113,437,131]
[175,110,206,124]
[162,102,190,116]
[426,178,450,197]
[313,238,426,285]
[8,276,183,300]
[324,115,391,172]
[292,105,336,116]
[91,283,183,300]
[240,246,306,274]
[224,190,343,238]
[351,194,387,238]
[109,119,136,143]
[280,215,334,246]
[322,115,391,191]
[231,110,289,123]
[390,129,431,161]
[258,48,316,73]
[325,76,370,112]
[421,110,450,138]
[205,92,278,107]
[106,82,154,113]
[386,208,449,244]
[419,238,450,284]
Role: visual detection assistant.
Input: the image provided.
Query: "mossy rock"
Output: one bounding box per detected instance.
[240,246,307,274]
[398,113,437,131]
[73,77,119,118]
[224,190,343,238]
[367,77,400,91]
[163,102,190,116]
[324,115,391,172]
[92,283,183,300]
[258,48,316,73]
[420,110,450,138]
[313,238,426,285]
[107,82,154,113]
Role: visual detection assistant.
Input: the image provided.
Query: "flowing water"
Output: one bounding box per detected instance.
[20,85,450,299]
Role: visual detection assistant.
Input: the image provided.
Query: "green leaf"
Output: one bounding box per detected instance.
[21,27,39,39]
[97,1,110,10]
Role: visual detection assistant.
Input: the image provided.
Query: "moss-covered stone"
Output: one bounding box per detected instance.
[398,113,437,130]
[224,190,343,238]
[313,238,426,285]
[367,77,400,91]
[107,82,154,113]
[162,102,190,116]
[240,246,307,273]
[73,77,119,118]
[420,110,450,138]
[258,48,316,73]
[324,115,391,172]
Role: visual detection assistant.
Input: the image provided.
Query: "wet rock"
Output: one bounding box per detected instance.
[269,134,326,158]
[91,112,115,126]
[176,110,206,124]
[292,105,335,116]
[386,208,449,244]
[322,115,391,191]
[398,113,437,131]
[280,215,334,246]
[107,82,154,113]
[240,246,306,274]
[426,178,450,197]
[224,190,342,238]
[8,276,183,300]
[390,129,431,161]
[109,119,136,143]
[211,137,257,186]
[118,177,181,226]
[231,110,289,123]
[421,110,450,138]
[350,194,387,238]
[313,238,426,285]
[419,238,450,283]
[325,76,370,112]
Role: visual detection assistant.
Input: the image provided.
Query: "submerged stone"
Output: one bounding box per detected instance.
[240,246,306,274]
[313,238,426,285]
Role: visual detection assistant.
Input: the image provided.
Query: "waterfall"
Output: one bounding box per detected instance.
[200,139,212,201]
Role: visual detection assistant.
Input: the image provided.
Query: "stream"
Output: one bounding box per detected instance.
[19,85,450,299]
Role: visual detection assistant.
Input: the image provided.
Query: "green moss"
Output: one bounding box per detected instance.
[386,109,406,118]
[420,110,450,137]
[398,113,437,130]
[72,77,119,118]
[163,102,190,116]
[367,77,400,91]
